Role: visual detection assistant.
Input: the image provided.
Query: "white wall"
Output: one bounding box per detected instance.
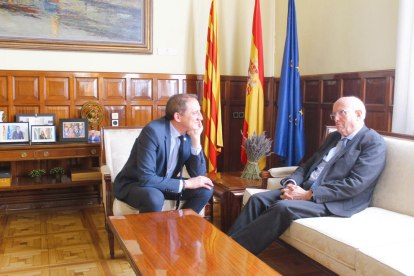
[274,0,399,77]
[0,0,398,77]
[0,0,275,76]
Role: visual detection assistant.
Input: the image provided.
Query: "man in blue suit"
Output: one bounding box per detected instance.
[227,96,386,255]
[114,94,213,214]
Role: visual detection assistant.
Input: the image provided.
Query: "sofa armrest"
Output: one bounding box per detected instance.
[262,166,298,190]
[101,165,114,217]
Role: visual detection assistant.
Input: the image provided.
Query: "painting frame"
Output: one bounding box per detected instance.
[16,113,56,140]
[0,122,30,143]
[0,0,153,54]
[59,119,89,142]
[31,125,56,143]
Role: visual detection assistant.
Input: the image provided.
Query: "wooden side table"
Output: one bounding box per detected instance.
[207,171,266,233]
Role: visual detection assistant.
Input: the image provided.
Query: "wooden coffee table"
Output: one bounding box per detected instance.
[108,209,280,276]
[207,171,266,233]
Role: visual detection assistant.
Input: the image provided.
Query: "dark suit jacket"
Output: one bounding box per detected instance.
[283,126,386,217]
[114,116,207,200]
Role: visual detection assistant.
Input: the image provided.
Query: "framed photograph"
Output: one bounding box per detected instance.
[31,125,56,143]
[59,119,88,142]
[0,122,29,143]
[16,113,56,140]
[0,0,153,54]
[88,130,101,143]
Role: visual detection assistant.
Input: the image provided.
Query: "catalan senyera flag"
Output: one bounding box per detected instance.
[241,0,265,170]
[203,0,223,173]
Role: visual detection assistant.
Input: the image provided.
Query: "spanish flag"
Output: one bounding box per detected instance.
[203,0,223,173]
[242,0,265,170]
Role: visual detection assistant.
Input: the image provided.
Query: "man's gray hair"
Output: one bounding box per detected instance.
[341,96,366,120]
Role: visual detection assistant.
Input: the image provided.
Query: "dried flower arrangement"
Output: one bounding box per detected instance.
[241,131,273,179]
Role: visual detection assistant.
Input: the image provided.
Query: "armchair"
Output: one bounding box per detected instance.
[101,126,210,259]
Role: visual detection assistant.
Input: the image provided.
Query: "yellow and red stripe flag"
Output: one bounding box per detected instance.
[241,0,265,170]
[203,0,223,173]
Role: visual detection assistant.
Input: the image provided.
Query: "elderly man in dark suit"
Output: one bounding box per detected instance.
[114,94,213,214]
[227,96,386,255]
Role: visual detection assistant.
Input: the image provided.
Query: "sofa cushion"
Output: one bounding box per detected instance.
[371,135,414,217]
[288,207,414,269]
[356,240,414,276]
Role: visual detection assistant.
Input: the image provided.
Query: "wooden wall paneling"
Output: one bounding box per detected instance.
[183,76,204,100]
[157,106,166,118]
[14,76,39,101]
[220,79,230,172]
[103,106,126,127]
[157,78,178,100]
[322,79,340,103]
[0,76,7,101]
[365,77,386,105]
[343,78,361,98]
[45,106,70,135]
[45,77,70,101]
[132,106,153,127]
[303,80,319,102]
[303,106,319,161]
[131,78,153,100]
[14,106,40,117]
[75,77,98,101]
[387,76,394,131]
[103,78,126,100]
[227,77,249,172]
[0,69,395,173]
[270,80,280,168]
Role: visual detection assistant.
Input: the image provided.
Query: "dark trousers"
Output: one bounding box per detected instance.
[227,189,331,255]
[123,184,213,214]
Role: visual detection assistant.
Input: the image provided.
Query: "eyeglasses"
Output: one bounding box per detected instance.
[330,109,351,120]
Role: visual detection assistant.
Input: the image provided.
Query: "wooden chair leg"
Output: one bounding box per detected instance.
[106,225,115,259]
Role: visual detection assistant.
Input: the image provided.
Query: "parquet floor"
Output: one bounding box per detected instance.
[0,203,328,276]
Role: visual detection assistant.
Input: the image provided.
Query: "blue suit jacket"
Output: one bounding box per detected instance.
[114,117,207,200]
[283,126,386,217]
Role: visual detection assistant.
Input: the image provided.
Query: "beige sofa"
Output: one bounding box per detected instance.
[243,131,414,275]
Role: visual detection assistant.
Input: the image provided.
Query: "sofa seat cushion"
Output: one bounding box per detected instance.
[286,207,414,269]
[356,240,414,276]
[113,198,205,217]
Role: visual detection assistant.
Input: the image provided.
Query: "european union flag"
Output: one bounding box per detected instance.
[274,0,305,166]
[7,126,11,140]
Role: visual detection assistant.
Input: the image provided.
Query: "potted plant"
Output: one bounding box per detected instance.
[50,167,65,182]
[28,169,46,183]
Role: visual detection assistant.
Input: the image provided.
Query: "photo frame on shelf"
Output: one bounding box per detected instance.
[59,119,88,142]
[31,125,56,143]
[88,130,101,143]
[0,122,29,143]
[16,113,56,139]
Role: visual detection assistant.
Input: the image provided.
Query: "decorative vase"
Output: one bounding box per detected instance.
[241,160,261,180]
[55,174,62,182]
[34,176,42,183]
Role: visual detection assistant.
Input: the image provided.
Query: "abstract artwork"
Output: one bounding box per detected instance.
[0,0,152,53]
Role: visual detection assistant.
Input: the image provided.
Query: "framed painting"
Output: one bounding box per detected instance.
[0,0,152,54]
[0,122,30,143]
[31,125,56,143]
[59,119,88,142]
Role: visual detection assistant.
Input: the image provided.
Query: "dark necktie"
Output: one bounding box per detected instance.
[176,135,184,210]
